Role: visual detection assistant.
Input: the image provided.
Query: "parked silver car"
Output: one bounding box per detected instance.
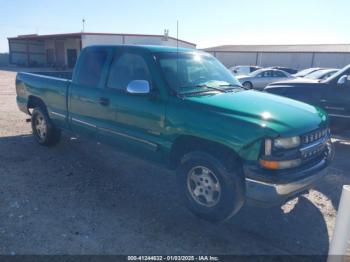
[236,69,295,90]
[229,65,261,76]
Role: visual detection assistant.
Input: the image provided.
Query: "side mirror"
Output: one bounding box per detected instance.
[337,75,350,87]
[126,80,150,94]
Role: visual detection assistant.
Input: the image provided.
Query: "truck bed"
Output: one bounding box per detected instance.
[30,71,73,80]
[16,72,71,129]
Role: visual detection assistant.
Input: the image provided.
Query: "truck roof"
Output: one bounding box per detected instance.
[83,45,198,53]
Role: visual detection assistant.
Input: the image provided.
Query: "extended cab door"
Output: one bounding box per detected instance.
[68,48,111,138]
[95,50,166,161]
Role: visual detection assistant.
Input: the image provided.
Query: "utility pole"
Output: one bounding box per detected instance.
[82,18,86,32]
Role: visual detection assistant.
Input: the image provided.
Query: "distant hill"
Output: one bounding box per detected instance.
[0,53,9,66]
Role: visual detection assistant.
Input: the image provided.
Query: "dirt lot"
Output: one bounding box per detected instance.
[0,69,349,255]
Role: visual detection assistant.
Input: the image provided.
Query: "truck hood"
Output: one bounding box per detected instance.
[185,90,327,137]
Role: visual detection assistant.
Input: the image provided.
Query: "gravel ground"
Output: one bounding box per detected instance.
[0,69,349,256]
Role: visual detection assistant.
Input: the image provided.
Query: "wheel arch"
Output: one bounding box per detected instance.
[27,96,47,114]
[169,135,242,170]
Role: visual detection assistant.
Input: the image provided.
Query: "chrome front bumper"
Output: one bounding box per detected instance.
[245,158,328,206]
[244,134,334,207]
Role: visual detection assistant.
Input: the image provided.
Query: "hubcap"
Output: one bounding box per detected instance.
[34,113,47,141]
[244,82,252,89]
[187,166,221,207]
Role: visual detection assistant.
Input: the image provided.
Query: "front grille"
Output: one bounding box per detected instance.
[301,143,326,160]
[300,128,329,162]
[301,128,328,145]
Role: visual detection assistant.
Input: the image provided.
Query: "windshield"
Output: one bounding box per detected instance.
[155,52,242,94]
[325,65,350,82]
[294,68,319,77]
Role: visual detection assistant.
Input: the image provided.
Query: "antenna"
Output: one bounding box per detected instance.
[176,20,179,50]
[176,20,179,91]
[82,18,86,32]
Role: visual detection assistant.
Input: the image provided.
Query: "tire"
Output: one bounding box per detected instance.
[177,151,245,223]
[31,107,61,146]
[243,81,253,89]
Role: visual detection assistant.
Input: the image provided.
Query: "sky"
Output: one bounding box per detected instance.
[1,0,350,52]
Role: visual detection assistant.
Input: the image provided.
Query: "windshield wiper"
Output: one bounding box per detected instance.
[219,84,242,88]
[184,84,228,92]
[220,83,250,90]
[219,84,244,91]
[178,84,227,95]
[179,83,245,96]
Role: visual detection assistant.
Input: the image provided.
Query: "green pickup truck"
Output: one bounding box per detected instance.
[16,45,334,222]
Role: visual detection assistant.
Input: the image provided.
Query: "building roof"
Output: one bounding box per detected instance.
[84,45,198,53]
[8,32,196,46]
[204,44,350,53]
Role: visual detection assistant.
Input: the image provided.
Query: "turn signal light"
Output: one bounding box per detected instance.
[260,160,279,169]
[259,159,301,170]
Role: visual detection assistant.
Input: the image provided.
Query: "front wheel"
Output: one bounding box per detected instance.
[177,151,245,223]
[31,107,61,146]
[243,81,253,89]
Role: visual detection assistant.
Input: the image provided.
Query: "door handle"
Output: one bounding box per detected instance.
[98,97,110,106]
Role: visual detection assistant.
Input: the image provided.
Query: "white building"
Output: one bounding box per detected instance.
[204,44,350,69]
[8,32,196,68]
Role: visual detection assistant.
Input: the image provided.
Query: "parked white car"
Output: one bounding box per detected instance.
[236,69,295,90]
[229,65,261,76]
[293,67,323,78]
[304,68,339,80]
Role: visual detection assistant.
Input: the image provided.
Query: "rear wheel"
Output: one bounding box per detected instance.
[177,151,245,222]
[243,81,253,89]
[31,107,61,146]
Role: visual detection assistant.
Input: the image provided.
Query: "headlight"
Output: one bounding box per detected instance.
[274,136,300,149]
[261,136,302,170]
[264,139,272,156]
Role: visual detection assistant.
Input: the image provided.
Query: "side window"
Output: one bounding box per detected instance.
[107,53,152,90]
[273,71,286,77]
[242,67,250,74]
[264,70,273,77]
[259,71,269,77]
[159,58,179,90]
[78,50,108,86]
